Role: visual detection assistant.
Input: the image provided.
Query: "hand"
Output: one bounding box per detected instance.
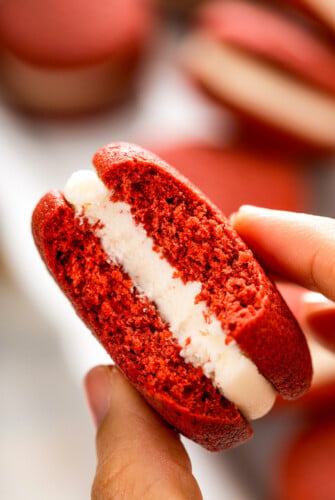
[84,206,335,500]
[232,205,335,352]
[84,365,203,500]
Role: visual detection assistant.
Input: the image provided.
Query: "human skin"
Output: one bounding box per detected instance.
[85,366,203,499]
[84,207,335,499]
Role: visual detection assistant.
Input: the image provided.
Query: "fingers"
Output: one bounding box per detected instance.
[232,206,335,351]
[84,366,203,500]
[232,206,335,302]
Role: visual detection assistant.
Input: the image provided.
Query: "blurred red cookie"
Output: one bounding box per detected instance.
[157,143,312,216]
[181,1,335,152]
[0,0,155,114]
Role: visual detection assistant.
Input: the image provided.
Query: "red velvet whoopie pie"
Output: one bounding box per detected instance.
[32,143,312,451]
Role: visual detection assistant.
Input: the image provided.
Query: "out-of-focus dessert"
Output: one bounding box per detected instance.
[0,0,155,114]
[181,0,335,152]
[157,143,312,216]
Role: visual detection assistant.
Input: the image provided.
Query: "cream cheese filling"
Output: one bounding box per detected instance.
[64,170,276,420]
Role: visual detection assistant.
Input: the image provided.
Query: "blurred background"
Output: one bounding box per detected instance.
[1,0,335,498]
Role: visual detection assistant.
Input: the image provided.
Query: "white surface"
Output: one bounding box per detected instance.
[65,169,275,420]
[0,31,257,499]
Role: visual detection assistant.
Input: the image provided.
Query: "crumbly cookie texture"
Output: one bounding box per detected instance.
[32,143,312,451]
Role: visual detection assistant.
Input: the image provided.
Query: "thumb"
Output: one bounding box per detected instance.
[84,365,202,500]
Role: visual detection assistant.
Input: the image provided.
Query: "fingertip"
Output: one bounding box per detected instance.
[232,205,273,225]
[84,365,116,428]
[88,368,202,499]
[230,205,261,230]
[236,204,264,213]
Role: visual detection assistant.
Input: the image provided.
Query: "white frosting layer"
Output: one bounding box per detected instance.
[64,170,276,420]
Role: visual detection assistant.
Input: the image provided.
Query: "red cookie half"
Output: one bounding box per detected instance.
[182,0,335,152]
[0,0,155,113]
[32,142,312,451]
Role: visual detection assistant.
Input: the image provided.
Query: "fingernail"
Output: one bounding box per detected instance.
[84,365,115,428]
[229,205,260,226]
[302,292,335,351]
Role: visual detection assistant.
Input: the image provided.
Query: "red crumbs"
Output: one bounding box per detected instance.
[102,161,266,336]
[94,144,312,400]
[32,143,313,448]
[38,195,242,421]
